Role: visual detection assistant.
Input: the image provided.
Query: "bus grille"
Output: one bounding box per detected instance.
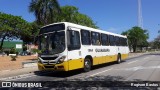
[44,66,55,68]
[41,57,57,60]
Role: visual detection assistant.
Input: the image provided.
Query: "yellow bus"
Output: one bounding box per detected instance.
[37,22,129,72]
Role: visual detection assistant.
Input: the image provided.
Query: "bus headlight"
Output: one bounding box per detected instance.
[38,58,42,64]
[57,56,66,64]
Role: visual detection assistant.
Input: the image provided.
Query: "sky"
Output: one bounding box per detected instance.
[0,0,160,41]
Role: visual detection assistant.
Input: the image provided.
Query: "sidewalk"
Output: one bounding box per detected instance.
[128,51,160,59]
[0,56,37,71]
[0,56,38,78]
[0,51,159,79]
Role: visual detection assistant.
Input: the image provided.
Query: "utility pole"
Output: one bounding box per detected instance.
[138,0,143,29]
[158,24,160,33]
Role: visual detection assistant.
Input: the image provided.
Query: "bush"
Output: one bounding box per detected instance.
[31,49,41,54]
[4,51,9,56]
[10,48,16,54]
[23,46,27,51]
[10,55,17,61]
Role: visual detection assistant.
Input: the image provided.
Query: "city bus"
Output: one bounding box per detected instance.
[37,22,129,72]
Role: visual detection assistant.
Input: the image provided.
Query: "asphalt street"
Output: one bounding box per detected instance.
[2,52,160,82]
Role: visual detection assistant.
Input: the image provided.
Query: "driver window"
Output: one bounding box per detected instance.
[67,30,80,51]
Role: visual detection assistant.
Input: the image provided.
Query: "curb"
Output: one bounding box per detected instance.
[128,51,160,59]
[128,53,146,59]
[22,61,37,68]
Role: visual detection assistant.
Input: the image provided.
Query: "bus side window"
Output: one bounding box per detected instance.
[124,38,127,46]
[67,30,80,51]
[115,36,120,46]
[81,30,91,45]
[101,33,109,46]
[109,35,116,46]
[91,32,101,45]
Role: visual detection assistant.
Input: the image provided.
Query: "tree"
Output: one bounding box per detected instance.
[122,26,149,52]
[21,22,40,43]
[29,0,61,25]
[56,5,98,28]
[57,6,78,22]
[74,13,98,28]
[0,12,32,50]
[153,35,160,49]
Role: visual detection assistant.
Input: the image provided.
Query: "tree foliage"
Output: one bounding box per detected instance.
[29,0,61,25]
[29,0,98,30]
[22,22,40,43]
[0,12,32,50]
[122,26,149,52]
[56,5,98,28]
[151,35,160,49]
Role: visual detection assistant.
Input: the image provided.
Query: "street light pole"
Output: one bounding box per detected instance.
[158,24,160,33]
[138,0,143,29]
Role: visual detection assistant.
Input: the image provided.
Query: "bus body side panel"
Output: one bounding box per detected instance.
[83,45,118,66]
[87,46,101,65]
[104,46,117,63]
[67,58,84,71]
[99,46,107,64]
[67,27,84,71]
[121,53,128,60]
[121,46,129,60]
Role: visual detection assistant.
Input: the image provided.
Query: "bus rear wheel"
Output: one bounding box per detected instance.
[84,58,91,72]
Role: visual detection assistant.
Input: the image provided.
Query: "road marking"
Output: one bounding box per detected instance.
[86,68,113,78]
[116,65,160,71]
[143,57,150,60]
[127,60,138,64]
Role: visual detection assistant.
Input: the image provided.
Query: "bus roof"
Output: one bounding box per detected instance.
[41,22,127,38]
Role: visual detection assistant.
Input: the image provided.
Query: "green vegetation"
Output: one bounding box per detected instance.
[0,12,32,50]
[29,0,61,25]
[22,22,40,43]
[56,5,98,28]
[0,0,98,51]
[10,55,17,61]
[31,48,41,54]
[122,26,149,52]
[10,47,16,54]
[2,0,160,56]
[29,1,98,28]
[149,35,160,49]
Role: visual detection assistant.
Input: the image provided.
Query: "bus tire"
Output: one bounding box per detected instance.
[84,58,91,72]
[117,54,121,64]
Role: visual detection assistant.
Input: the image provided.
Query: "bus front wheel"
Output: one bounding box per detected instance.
[84,58,91,72]
[117,54,121,64]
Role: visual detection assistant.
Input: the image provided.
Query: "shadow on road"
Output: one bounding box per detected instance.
[33,69,84,78]
[33,61,122,78]
[41,76,158,90]
[8,75,157,90]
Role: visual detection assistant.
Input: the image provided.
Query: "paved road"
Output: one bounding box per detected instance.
[2,52,160,82]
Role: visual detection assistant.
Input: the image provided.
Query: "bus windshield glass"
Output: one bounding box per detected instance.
[39,24,65,55]
[40,23,65,34]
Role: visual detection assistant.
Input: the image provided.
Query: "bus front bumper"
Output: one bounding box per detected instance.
[37,61,68,71]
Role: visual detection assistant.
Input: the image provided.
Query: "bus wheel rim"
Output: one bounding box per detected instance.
[118,57,121,62]
[85,60,90,69]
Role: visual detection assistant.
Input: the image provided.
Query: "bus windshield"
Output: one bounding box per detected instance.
[39,31,65,55]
